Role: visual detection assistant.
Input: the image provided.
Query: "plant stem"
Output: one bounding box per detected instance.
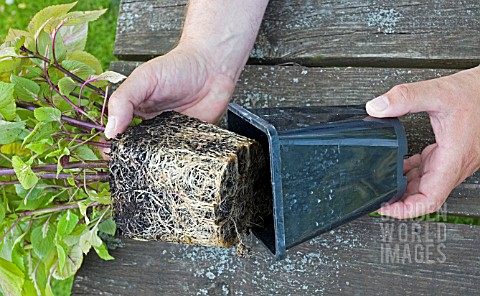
[1,200,103,243]
[65,137,111,148]
[17,101,105,132]
[42,69,100,125]
[0,161,108,176]
[20,46,105,96]
[22,201,102,218]
[39,173,109,182]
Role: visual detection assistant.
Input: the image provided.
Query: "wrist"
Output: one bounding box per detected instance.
[177,34,248,82]
[177,0,268,81]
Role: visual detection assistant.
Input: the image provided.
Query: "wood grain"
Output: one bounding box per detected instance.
[114,0,480,68]
[72,216,480,295]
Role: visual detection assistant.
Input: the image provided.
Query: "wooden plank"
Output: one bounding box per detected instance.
[114,0,480,68]
[72,216,480,295]
[109,62,480,216]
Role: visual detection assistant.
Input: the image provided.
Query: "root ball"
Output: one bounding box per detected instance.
[109,112,270,248]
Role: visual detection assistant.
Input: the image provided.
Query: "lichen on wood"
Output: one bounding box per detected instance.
[109,111,271,249]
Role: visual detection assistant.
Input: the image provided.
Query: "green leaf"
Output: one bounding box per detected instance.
[62,223,86,247]
[45,284,54,296]
[28,1,78,35]
[58,77,77,96]
[5,29,30,43]
[0,37,23,73]
[0,57,23,74]
[0,257,24,296]
[11,75,40,103]
[73,145,98,161]
[77,201,89,224]
[57,210,79,237]
[46,9,107,35]
[0,82,16,121]
[11,244,25,274]
[45,146,69,159]
[52,95,74,113]
[87,188,111,205]
[0,121,26,145]
[14,184,44,201]
[94,243,114,261]
[0,47,19,59]
[31,224,55,259]
[89,71,127,84]
[56,241,68,272]
[67,50,103,74]
[22,279,37,296]
[61,59,95,80]
[0,142,29,156]
[65,9,107,26]
[25,138,54,154]
[67,176,76,187]
[0,203,5,224]
[34,107,62,123]
[15,196,47,211]
[79,229,102,255]
[98,217,116,236]
[35,31,67,63]
[0,35,25,51]
[12,156,38,190]
[22,122,56,146]
[22,65,43,79]
[31,260,48,296]
[59,23,88,54]
[78,230,92,254]
[52,245,83,280]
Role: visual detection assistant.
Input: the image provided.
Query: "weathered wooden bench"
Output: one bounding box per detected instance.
[73,1,480,294]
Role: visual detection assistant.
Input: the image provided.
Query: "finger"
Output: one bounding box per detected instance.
[406,167,421,183]
[404,154,421,173]
[105,68,152,138]
[366,78,445,118]
[379,150,456,219]
[376,169,420,214]
[405,177,421,197]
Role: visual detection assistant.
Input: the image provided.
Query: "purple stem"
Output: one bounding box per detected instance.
[66,138,111,148]
[20,46,105,96]
[42,69,99,125]
[17,101,105,132]
[0,161,108,176]
[0,200,103,243]
[101,86,109,126]
[39,173,109,182]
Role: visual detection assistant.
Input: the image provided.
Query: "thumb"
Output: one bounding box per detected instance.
[104,94,134,139]
[366,81,442,118]
[104,70,151,139]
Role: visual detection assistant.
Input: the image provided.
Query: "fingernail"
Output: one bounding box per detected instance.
[104,116,116,139]
[367,96,389,112]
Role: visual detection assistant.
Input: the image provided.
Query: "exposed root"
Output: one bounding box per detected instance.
[109,112,271,248]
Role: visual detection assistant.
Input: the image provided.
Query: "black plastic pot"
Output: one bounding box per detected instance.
[227,103,407,259]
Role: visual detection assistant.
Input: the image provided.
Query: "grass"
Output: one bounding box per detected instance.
[0,1,119,294]
[0,0,120,70]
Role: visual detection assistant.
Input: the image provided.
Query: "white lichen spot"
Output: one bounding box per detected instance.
[367,8,401,34]
[293,78,299,83]
[205,271,216,280]
[301,70,308,75]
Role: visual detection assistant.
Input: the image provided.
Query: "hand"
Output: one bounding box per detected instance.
[366,66,480,219]
[104,45,235,138]
[104,0,269,139]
